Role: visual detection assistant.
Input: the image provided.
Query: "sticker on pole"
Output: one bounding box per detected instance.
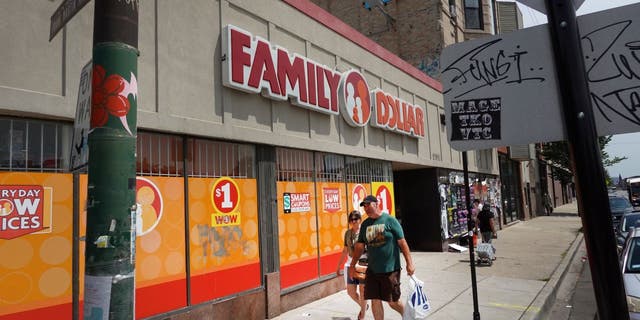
[210,177,241,227]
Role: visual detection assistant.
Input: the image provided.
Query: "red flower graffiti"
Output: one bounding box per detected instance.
[91,64,137,135]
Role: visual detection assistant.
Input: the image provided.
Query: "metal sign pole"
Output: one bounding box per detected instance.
[544,0,629,319]
[463,151,481,320]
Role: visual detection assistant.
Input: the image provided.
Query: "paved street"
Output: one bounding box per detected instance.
[273,202,588,320]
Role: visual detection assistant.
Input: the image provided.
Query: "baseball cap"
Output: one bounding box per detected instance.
[359,195,378,207]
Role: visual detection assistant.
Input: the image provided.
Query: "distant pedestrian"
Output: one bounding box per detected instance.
[336,210,367,319]
[349,195,415,320]
[544,193,553,216]
[471,199,481,225]
[478,203,497,244]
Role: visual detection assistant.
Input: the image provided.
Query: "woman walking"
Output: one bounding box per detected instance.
[336,210,368,319]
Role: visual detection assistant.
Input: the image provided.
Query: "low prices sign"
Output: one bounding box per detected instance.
[0,185,49,239]
[210,177,241,227]
[283,192,311,213]
[322,188,341,213]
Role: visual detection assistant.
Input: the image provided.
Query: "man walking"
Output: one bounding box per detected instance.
[477,202,497,244]
[349,195,415,320]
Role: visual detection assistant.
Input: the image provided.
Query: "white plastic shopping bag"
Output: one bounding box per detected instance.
[402,274,430,320]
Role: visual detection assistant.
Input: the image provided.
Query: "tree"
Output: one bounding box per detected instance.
[540,136,627,185]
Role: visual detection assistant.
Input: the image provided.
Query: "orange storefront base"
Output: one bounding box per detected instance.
[319,252,341,277]
[190,263,261,304]
[136,278,187,318]
[280,257,318,289]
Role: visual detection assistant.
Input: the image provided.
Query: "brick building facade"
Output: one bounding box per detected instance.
[310,0,496,78]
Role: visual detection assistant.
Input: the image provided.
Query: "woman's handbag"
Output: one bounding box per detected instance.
[353,257,367,281]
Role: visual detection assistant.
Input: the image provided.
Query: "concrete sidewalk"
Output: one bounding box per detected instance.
[273,202,583,320]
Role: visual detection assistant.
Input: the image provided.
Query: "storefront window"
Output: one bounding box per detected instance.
[370,159,393,182]
[276,148,314,181]
[315,153,344,182]
[186,138,255,178]
[345,156,369,183]
[0,117,71,172]
[137,131,184,176]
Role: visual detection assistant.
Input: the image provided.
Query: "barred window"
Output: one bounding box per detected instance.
[0,117,72,172]
[315,153,344,182]
[187,139,255,178]
[344,156,370,183]
[370,159,393,182]
[344,157,393,183]
[276,148,314,182]
[136,131,184,176]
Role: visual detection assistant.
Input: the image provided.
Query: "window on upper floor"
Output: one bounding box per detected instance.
[464,0,484,29]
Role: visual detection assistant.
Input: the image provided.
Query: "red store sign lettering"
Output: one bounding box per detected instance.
[222,25,425,138]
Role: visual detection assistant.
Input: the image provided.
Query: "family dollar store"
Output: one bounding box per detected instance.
[0,0,500,319]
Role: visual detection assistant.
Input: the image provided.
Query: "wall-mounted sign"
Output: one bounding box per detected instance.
[372,182,395,216]
[222,25,425,138]
[210,177,241,227]
[322,187,341,213]
[135,177,163,236]
[283,192,311,213]
[0,185,51,239]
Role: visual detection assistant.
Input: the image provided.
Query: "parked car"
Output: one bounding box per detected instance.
[618,227,640,319]
[611,196,635,230]
[617,212,640,249]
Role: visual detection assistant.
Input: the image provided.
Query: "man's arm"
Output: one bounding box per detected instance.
[348,242,365,279]
[397,238,415,276]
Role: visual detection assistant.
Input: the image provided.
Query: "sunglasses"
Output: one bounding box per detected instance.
[349,218,361,222]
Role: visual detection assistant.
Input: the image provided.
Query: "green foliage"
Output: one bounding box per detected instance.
[540,136,626,185]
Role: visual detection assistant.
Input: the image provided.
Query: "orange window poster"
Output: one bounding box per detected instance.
[347,183,371,216]
[277,181,319,289]
[0,172,73,320]
[372,182,396,217]
[316,182,347,276]
[188,178,260,304]
[79,175,188,319]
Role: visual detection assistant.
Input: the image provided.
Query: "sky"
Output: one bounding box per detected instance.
[508,0,640,179]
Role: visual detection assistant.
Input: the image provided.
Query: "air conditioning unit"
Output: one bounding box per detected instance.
[509,144,535,161]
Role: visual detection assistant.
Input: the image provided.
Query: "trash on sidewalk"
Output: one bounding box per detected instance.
[448,243,469,252]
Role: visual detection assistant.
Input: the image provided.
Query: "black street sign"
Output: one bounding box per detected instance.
[49,0,91,41]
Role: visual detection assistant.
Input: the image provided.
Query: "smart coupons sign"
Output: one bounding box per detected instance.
[222,25,425,138]
[0,185,51,239]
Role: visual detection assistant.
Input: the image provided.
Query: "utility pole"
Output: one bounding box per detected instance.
[84,1,139,319]
[545,0,628,319]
